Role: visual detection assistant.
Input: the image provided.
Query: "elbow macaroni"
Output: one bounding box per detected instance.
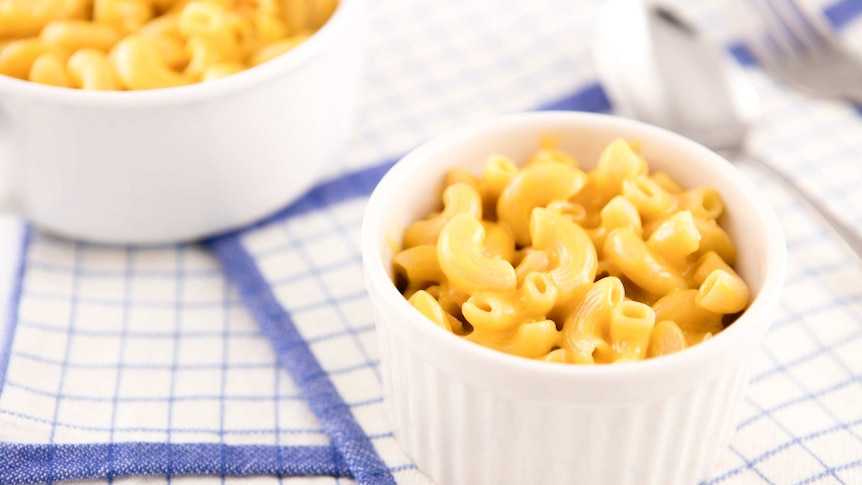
[394,137,752,364]
[0,0,338,90]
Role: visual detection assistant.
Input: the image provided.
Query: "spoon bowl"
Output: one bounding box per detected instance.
[595,0,759,150]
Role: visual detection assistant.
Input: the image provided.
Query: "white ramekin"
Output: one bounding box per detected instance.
[0,0,364,244]
[362,112,786,485]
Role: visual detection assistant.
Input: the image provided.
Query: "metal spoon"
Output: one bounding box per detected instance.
[594,0,862,260]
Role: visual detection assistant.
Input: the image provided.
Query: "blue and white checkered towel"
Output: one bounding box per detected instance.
[2,0,862,484]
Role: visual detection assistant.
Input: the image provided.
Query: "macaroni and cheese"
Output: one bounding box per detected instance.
[0,0,338,90]
[394,138,750,364]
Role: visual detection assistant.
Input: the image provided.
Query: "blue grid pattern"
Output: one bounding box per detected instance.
[0,234,337,442]
[0,232,349,485]
[1,0,862,484]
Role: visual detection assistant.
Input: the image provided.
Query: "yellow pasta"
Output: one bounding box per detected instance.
[463,276,556,338]
[152,0,185,12]
[546,199,588,227]
[94,0,154,33]
[693,217,737,265]
[393,245,444,286]
[597,196,642,235]
[562,277,623,364]
[696,269,749,315]
[469,319,559,359]
[497,163,586,246]
[691,251,737,286]
[437,213,517,295]
[0,39,50,79]
[444,167,479,188]
[396,138,750,364]
[202,61,244,81]
[646,211,700,268]
[542,347,578,364]
[67,48,119,89]
[184,35,231,80]
[677,187,724,221]
[652,289,723,345]
[527,135,579,167]
[480,220,516,263]
[29,51,71,86]
[610,300,656,362]
[592,138,647,197]
[0,0,337,90]
[514,249,550,287]
[587,195,641,258]
[647,320,687,358]
[622,175,677,222]
[403,183,482,249]
[0,0,77,38]
[307,0,338,30]
[41,20,122,53]
[530,207,597,310]
[604,227,688,296]
[650,171,685,194]
[478,154,518,220]
[282,0,310,33]
[110,35,189,89]
[409,290,463,334]
[423,280,469,319]
[137,14,190,70]
[254,13,289,45]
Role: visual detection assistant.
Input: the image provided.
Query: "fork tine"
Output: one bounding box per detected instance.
[766,0,829,53]
[746,0,862,101]
[782,0,832,46]
[762,0,813,53]
[748,0,801,58]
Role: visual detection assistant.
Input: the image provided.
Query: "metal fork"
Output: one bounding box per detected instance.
[749,0,862,102]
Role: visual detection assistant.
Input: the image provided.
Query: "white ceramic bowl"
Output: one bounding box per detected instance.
[0,0,364,244]
[362,112,786,485]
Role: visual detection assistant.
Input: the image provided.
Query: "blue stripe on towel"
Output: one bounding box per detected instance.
[207,235,397,485]
[0,443,349,485]
[825,0,862,29]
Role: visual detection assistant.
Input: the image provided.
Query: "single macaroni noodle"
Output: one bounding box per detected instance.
[0,0,339,90]
[394,138,751,364]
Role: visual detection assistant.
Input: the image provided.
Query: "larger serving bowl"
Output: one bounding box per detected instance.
[362,111,786,485]
[0,0,364,244]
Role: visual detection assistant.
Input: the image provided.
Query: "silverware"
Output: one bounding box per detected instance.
[749,0,862,103]
[594,0,862,260]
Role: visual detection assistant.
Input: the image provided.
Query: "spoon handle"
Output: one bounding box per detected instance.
[731,152,862,262]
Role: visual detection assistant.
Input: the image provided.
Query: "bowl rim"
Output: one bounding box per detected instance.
[362,110,787,387]
[0,0,362,107]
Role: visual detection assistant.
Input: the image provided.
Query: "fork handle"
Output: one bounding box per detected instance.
[729,152,862,262]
